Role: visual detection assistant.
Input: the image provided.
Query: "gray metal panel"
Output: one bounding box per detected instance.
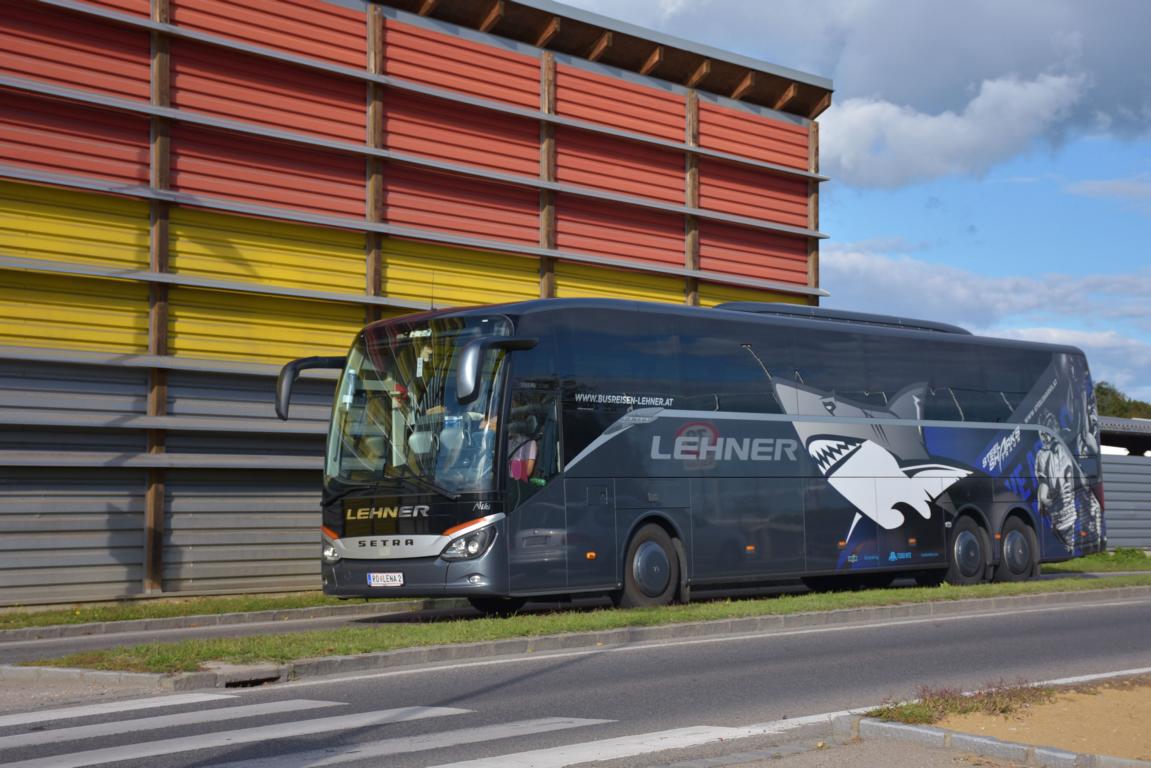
[0,468,146,606]
[0,360,147,414]
[167,370,333,425]
[163,471,322,594]
[1103,454,1151,549]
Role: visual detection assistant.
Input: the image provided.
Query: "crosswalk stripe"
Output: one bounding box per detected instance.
[428,712,860,768]
[209,717,614,768]
[0,706,469,768]
[0,699,345,750]
[0,694,234,729]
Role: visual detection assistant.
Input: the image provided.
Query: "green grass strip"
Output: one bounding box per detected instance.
[1043,547,1151,573]
[32,574,1151,674]
[0,593,384,631]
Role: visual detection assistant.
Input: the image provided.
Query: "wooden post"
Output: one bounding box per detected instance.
[366,5,385,323]
[539,52,557,298]
[684,91,700,306]
[144,0,171,594]
[807,121,820,305]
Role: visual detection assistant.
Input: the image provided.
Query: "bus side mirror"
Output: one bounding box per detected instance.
[275,356,346,420]
[457,337,538,405]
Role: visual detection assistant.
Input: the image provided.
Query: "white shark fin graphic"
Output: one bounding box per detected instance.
[807,437,971,531]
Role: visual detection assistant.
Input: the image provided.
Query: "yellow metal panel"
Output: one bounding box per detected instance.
[555,262,685,304]
[0,271,148,352]
[381,239,539,307]
[698,282,807,307]
[168,287,366,365]
[170,208,366,293]
[0,180,149,269]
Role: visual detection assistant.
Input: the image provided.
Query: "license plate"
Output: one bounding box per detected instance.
[367,572,404,587]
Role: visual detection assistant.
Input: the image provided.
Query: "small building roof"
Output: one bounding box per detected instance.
[380,0,834,118]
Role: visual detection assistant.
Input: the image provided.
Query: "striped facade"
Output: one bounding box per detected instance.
[0,0,831,605]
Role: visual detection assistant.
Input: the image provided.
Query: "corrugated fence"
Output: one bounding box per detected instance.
[1102,455,1151,550]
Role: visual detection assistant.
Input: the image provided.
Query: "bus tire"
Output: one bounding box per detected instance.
[617,524,679,609]
[994,516,1038,582]
[468,597,527,617]
[945,516,990,585]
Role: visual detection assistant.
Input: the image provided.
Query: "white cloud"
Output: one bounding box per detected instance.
[1065,175,1151,214]
[821,244,1151,400]
[820,74,1085,187]
[563,0,1151,188]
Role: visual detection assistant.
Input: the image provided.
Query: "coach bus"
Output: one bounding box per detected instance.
[275,299,1105,614]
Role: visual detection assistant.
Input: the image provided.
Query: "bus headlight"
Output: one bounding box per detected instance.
[322,537,341,564]
[441,525,495,561]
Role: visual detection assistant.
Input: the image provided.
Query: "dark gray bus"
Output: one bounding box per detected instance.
[275,299,1105,614]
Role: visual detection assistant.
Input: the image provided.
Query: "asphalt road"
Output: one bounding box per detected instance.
[1,592,1149,768]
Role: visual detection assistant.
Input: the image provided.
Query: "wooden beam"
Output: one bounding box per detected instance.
[771,83,799,112]
[586,30,612,62]
[639,45,663,76]
[366,4,384,322]
[685,91,699,307]
[417,0,438,16]
[478,0,504,33]
[145,0,170,596]
[539,52,557,298]
[685,59,711,89]
[808,91,833,119]
[731,71,755,101]
[535,17,560,48]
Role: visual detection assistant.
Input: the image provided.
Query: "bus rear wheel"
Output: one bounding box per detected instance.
[616,524,679,609]
[945,516,990,585]
[994,516,1038,582]
[468,597,527,617]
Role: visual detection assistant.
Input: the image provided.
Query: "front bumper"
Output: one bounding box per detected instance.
[322,532,509,599]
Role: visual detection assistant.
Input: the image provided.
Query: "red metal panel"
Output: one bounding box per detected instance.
[0,3,150,101]
[383,93,538,178]
[85,0,149,15]
[170,125,364,217]
[0,92,149,184]
[171,0,366,69]
[383,19,539,108]
[699,102,809,170]
[383,165,538,246]
[698,221,808,284]
[555,127,683,204]
[556,65,684,142]
[556,195,683,267]
[171,40,364,143]
[698,158,809,228]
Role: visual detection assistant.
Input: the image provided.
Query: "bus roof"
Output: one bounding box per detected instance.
[364,298,1088,358]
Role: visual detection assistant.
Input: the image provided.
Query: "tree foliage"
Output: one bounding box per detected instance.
[1095,381,1151,418]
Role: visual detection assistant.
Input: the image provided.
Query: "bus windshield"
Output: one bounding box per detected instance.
[325,315,512,495]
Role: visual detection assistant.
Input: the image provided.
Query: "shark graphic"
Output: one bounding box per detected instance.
[805,435,972,536]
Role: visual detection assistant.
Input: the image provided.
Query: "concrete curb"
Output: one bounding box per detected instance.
[4,585,1148,692]
[0,598,471,642]
[850,716,1151,768]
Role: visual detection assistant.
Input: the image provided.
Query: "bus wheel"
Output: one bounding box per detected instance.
[945,516,990,585]
[994,517,1038,582]
[617,524,679,609]
[468,597,527,617]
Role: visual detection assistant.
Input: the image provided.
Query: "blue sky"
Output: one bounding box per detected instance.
[564,0,1151,400]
